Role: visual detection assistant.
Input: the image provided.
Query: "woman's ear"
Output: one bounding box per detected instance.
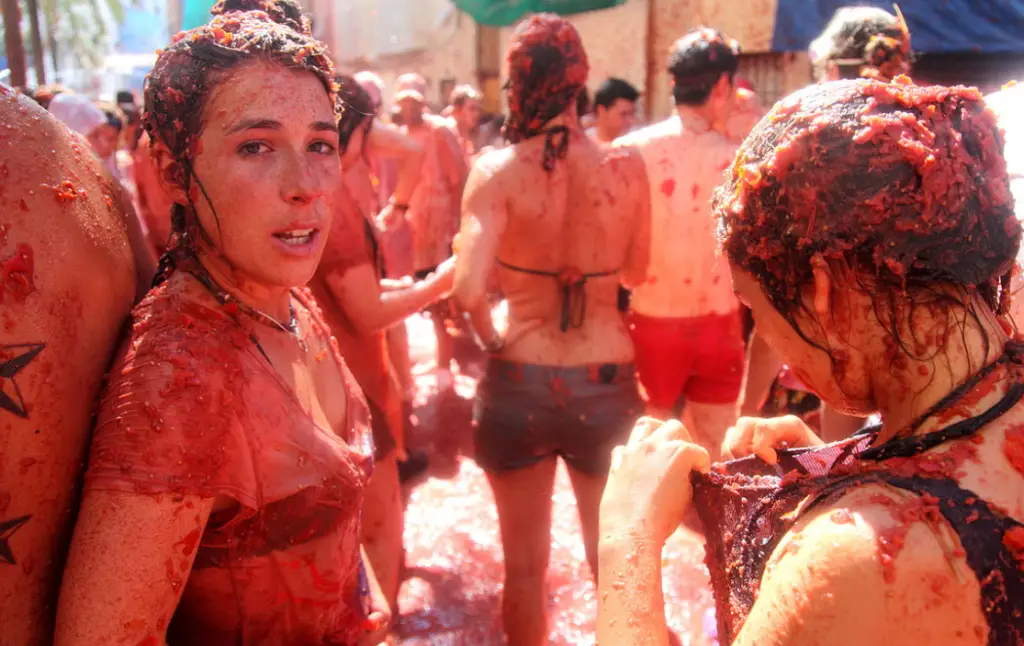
[150,140,189,205]
[810,254,834,320]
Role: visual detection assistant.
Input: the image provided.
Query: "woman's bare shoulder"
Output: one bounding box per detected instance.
[736,483,987,645]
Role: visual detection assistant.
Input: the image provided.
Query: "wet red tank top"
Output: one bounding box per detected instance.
[85,277,375,645]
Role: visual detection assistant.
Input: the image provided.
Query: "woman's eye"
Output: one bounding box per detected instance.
[239,141,270,156]
[309,140,337,155]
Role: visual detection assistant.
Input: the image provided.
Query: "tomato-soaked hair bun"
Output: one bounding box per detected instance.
[715,78,1018,321]
[210,0,311,36]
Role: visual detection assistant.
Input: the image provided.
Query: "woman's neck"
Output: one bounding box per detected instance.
[872,300,1009,440]
[195,246,292,322]
[543,108,580,133]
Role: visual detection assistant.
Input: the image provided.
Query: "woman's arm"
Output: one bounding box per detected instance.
[324,260,454,335]
[56,490,215,645]
[452,155,507,345]
[597,419,709,646]
[359,546,391,646]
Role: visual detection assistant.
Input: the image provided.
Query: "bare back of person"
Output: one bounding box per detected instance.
[0,87,135,644]
[486,131,647,366]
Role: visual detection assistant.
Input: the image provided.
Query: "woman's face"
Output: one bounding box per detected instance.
[187,61,340,290]
[731,265,872,415]
[89,123,120,159]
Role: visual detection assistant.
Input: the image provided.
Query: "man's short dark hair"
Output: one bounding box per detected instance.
[593,77,640,110]
[667,28,740,107]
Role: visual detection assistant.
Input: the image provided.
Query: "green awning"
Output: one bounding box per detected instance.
[451,0,628,26]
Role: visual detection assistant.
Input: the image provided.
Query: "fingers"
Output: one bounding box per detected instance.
[681,441,712,474]
[722,417,778,464]
[628,416,664,444]
[722,418,756,460]
[651,418,695,444]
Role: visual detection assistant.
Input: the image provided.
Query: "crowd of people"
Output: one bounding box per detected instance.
[1,0,1022,644]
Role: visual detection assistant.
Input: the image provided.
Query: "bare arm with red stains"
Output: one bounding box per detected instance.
[597,419,709,646]
[453,152,508,344]
[620,148,652,289]
[359,545,392,646]
[0,90,136,646]
[55,491,216,645]
[324,261,453,335]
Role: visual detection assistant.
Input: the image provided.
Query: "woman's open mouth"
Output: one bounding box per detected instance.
[271,228,321,256]
[274,229,316,245]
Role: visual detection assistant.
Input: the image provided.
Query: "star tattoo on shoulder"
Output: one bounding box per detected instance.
[0,343,45,419]
[0,515,31,565]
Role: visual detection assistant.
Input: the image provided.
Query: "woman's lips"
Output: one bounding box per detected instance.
[272,228,320,256]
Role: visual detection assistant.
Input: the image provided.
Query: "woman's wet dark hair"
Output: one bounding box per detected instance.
[715,79,1018,363]
[335,74,374,157]
[502,13,588,147]
[145,0,335,285]
[809,7,912,82]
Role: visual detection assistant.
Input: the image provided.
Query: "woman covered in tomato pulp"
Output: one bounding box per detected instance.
[55,1,390,644]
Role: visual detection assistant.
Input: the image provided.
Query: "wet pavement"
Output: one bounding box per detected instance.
[393,313,716,645]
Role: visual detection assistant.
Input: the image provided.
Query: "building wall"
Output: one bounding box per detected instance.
[306,0,478,111]
[646,0,809,120]
[302,0,809,121]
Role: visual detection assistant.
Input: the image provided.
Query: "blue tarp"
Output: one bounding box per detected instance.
[772,0,1024,53]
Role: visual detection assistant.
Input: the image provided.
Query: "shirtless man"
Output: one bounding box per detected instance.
[587,77,640,143]
[446,84,484,165]
[454,15,650,644]
[615,28,754,459]
[0,85,136,644]
[394,73,468,387]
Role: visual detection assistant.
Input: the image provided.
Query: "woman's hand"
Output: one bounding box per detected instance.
[721,415,824,464]
[359,561,392,646]
[599,418,711,547]
[359,604,391,646]
[375,203,406,231]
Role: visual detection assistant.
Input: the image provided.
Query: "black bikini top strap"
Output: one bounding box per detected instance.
[496,259,558,278]
[859,382,1024,461]
[541,125,570,172]
[496,260,617,332]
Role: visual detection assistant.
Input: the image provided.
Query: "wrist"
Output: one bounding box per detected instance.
[598,530,661,563]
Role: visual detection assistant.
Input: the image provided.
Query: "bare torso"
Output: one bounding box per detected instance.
[0,87,135,644]
[484,132,648,366]
[617,115,742,319]
[403,117,461,271]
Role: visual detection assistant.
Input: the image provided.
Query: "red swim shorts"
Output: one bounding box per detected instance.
[629,311,745,408]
